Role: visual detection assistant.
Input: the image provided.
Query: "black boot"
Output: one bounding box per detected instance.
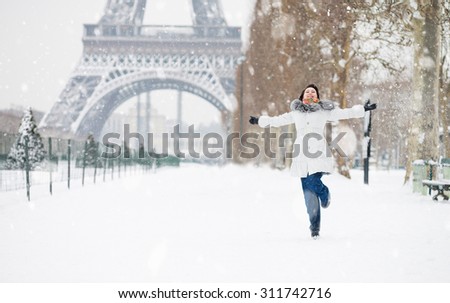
[311,230,320,239]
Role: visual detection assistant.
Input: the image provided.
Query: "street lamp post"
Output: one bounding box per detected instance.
[363,99,373,185]
[237,56,246,136]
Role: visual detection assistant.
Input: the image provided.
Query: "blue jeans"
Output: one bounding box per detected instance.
[301,172,329,232]
[303,189,320,233]
[301,172,329,204]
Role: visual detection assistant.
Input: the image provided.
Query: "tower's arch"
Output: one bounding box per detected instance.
[73,69,235,138]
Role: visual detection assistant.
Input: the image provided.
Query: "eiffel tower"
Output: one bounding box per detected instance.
[39,0,242,140]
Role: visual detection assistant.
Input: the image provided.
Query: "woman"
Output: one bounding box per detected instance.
[249,84,376,239]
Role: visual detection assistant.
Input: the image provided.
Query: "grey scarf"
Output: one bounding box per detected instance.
[290,99,335,113]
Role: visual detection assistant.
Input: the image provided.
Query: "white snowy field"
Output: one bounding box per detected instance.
[0,164,449,283]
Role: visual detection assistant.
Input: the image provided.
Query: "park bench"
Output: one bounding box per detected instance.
[422,179,450,201]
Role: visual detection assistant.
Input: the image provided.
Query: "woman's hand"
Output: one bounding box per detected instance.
[364,100,377,111]
[249,116,259,125]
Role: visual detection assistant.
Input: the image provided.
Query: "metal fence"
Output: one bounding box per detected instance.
[0,137,180,200]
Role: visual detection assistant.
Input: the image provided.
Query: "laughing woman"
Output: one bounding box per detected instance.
[249,84,376,239]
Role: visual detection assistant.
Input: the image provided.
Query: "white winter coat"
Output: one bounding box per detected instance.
[258,104,365,177]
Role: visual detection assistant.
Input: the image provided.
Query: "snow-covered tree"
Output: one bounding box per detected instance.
[6,107,46,170]
[439,1,450,157]
[83,133,99,167]
[404,0,443,182]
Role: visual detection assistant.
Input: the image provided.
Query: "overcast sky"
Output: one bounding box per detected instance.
[0,0,255,124]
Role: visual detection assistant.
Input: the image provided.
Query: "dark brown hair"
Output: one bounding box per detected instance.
[299,84,320,100]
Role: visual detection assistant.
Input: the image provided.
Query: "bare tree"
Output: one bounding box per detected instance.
[439,0,450,158]
[404,0,442,183]
[302,1,413,177]
[234,0,326,166]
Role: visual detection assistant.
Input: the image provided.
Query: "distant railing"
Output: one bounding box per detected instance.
[0,137,181,200]
[83,24,241,39]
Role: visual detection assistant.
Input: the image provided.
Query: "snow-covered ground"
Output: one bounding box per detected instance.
[0,164,449,282]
